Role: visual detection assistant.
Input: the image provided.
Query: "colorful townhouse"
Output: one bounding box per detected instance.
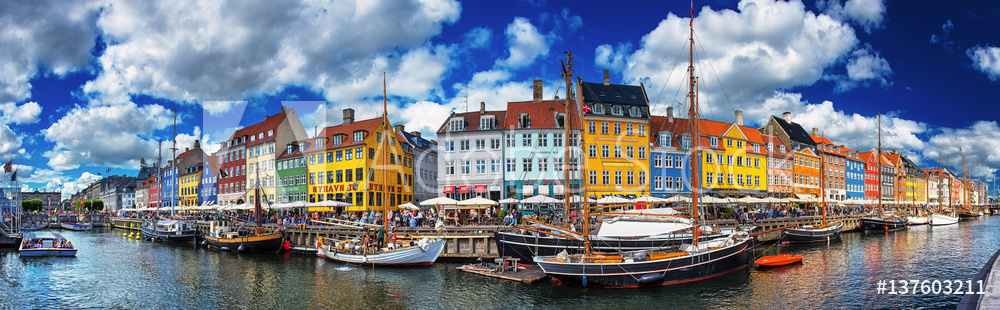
[926,170,941,206]
[219,126,250,206]
[174,140,206,207]
[811,132,847,201]
[396,125,438,204]
[276,141,307,204]
[860,151,880,201]
[307,108,415,212]
[245,107,308,207]
[759,112,819,199]
[649,110,691,198]
[883,152,905,204]
[437,104,506,201]
[199,155,219,206]
[580,73,650,199]
[160,163,178,210]
[134,179,148,209]
[179,168,200,207]
[899,155,924,205]
[844,148,866,201]
[147,175,160,209]
[504,96,582,201]
[761,133,793,199]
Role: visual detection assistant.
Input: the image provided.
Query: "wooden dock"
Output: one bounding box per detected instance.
[457,263,548,284]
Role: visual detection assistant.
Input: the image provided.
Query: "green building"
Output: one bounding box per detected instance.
[276,141,308,203]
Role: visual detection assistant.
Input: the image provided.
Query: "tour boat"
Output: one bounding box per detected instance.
[930,212,959,226]
[533,12,753,288]
[755,254,803,267]
[782,221,843,243]
[316,236,445,266]
[142,219,199,243]
[19,232,77,257]
[906,216,929,225]
[21,221,48,232]
[60,222,93,231]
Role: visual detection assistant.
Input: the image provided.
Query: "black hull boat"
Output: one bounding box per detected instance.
[141,220,199,243]
[958,212,981,221]
[534,233,752,288]
[782,222,843,243]
[204,230,284,253]
[860,218,908,232]
[496,230,725,262]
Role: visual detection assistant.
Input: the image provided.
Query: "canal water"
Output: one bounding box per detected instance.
[1,217,998,309]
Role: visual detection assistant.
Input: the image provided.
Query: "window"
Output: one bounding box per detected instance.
[309,155,316,164]
[627,171,635,185]
[553,133,563,147]
[591,171,598,185]
[717,173,723,184]
[449,118,464,131]
[356,147,364,159]
[626,146,634,158]
[445,162,455,175]
[506,159,515,172]
[767,143,773,152]
[309,173,315,184]
[602,171,610,184]
[727,174,734,185]
[475,139,486,150]
[491,159,501,174]
[554,158,563,172]
[522,134,532,147]
[655,176,663,190]
[614,145,622,158]
[601,145,610,158]
[755,158,760,168]
[445,141,455,152]
[538,134,547,147]
[681,136,691,149]
[346,169,353,182]
[461,161,471,174]
[727,155,733,165]
[460,140,470,151]
[706,173,713,184]
[331,135,343,145]
[736,174,743,185]
[638,171,646,185]
[710,137,719,147]
[345,149,353,160]
[626,124,634,136]
[736,156,743,166]
[614,171,622,184]
[726,139,733,147]
[753,144,760,153]
[638,124,646,136]
[779,145,786,153]
[664,155,673,168]
[518,113,530,128]
[614,123,621,135]
[737,141,743,148]
[611,105,623,116]
[589,145,597,158]
[336,151,343,162]
[522,159,532,172]
[480,115,496,130]
[638,147,646,159]
[675,156,683,168]
[491,138,501,150]
[659,133,671,147]
[539,158,548,171]
[593,104,604,114]
[353,131,365,142]
[588,122,596,134]
[476,160,486,174]
[601,122,609,135]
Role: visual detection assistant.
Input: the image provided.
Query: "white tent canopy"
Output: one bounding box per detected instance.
[520,195,561,204]
[498,198,520,204]
[663,196,692,203]
[398,202,420,211]
[306,200,353,208]
[631,195,669,203]
[568,195,596,203]
[596,196,631,204]
[420,197,459,206]
[457,196,498,206]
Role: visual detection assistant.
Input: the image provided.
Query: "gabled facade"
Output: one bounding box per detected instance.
[276,141,307,203]
[199,155,219,206]
[580,75,650,199]
[760,112,818,199]
[811,133,847,201]
[245,107,308,207]
[649,111,691,198]
[437,106,506,201]
[762,134,793,198]
[504,98,582,201]
[860,152,880,200]
[179,169,201,207]
[843,148,866,201]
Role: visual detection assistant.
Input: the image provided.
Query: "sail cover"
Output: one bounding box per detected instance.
[596,221,691,238]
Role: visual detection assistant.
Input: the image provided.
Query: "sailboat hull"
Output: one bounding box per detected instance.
[781,222,843,243]
[958,212,980,221]
[496,231,723,262]
[930,213,959,226]
[204,232,284,253]
[316,237,445,266]
[906,217,929,225]
[534,236,752,288]
[141,226,198,243]
[860,218,908,232]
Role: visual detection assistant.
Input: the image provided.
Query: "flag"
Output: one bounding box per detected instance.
[107,168,111,173]
[3,159,10,173]
[219,168,228,178]
[10,171,15,182]
[582,104,592,113]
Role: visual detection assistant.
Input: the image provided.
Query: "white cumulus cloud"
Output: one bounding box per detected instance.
[967,45,1000,81]
[495,17,549,69]
[818,0,886,33]
[0,101,42,124]
[43,102,172,170]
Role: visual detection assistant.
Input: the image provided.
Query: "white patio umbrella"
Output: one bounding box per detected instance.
[596,196,630,204]
[306,200,353,208]
[273,201,308,209]
[663,195,692,203]
[420,197,459,206]
[568,195,596,203]
[698,196,729,204]
[736,196,768,204]
[498,198,520,204]
[398,202,420,211]
[520,195,561,204]
[631,195,669,203]
[457,196,498,206]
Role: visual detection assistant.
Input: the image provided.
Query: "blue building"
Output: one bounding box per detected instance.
[160,164,178,210]
[503,99,582,202]
[844,148,866,201]
[199,156,219,206]
[649,113,691,198]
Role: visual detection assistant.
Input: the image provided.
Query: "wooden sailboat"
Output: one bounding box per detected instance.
[929,153,958,225]
[860,114,908,231]
[315,73,445,266]
[144,117,200,243]
[203,177,284,252]
[782,132,842,243]
[533,9,753,287]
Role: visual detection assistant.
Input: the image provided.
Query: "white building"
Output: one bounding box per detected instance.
[436,103,506,201]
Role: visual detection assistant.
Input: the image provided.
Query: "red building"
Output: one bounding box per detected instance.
[860,151,880,200]
[218,126,252,206]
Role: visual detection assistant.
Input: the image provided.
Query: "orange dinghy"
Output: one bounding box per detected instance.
[755,254,803,267]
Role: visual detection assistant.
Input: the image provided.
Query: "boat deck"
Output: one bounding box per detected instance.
[457,262,548,284]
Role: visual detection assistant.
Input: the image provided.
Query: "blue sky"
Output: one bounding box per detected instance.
[0,0,998,198]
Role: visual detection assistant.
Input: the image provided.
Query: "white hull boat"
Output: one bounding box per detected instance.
[906,216,929,225]
[930,213,959,226]
[316,237,445,266]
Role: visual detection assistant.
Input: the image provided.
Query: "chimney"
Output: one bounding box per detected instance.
[667,107,674,122]
[193,139,200,149]
[812,128,819,136]
[735,110,744,126]
[532,79,543,102]
[480,101,486,114]
[603,69,610,85]
[343,108,355,124]
[411,131,421,138]
[185,147,189,152]
[782,112,792,123]
[394,124,404,134]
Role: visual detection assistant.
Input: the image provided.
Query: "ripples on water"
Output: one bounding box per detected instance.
[1,218,997,309]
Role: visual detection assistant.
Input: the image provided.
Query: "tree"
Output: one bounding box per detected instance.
[79,200,104,212]
[22,199,43,212]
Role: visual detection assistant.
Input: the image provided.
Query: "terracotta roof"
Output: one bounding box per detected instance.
[648,115,765,155]
[436,110,506,134]
[759,134,790,156]
[884,153,901,166]
[504,99,582,130]
[305,117,412,156]
[860,150,894,166]
[276,142,306,160]
[246,110,290,146]
[809,134,847,157]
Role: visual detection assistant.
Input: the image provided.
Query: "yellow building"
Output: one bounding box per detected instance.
[244,108,307,206]
[179,170,200,207]
[580,78,650,198]
[305,111,414,212]
[675,116,768,197]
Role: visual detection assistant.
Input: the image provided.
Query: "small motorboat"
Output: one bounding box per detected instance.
[19,232,78,257]
[755,254,803,267]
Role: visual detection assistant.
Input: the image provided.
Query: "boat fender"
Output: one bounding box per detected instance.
[582,275,588,287]
[237,244,245,252]
[362,256,367,263]
[201,240,208,247]
[638,273,664,285]
[418,238,430,251]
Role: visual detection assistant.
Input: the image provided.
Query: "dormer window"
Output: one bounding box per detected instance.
[316,137,327,147]
[681,135,691,149]
[710,137,718,147]
[611,105,623,116]
[629,106,640,117]
[554,113,565,128]
[767,143,774,152]
[353,131,365,142]
[448,117,465,132]
[331,135,343,145]
[593,104,604,114]
[658,133,671,147]
[752,144,760,152]
[479,115,496,130]
[518,113,530,128]
[779,145,786,153]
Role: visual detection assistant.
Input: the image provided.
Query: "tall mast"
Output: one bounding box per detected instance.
[171,108,177,216]
[157,140,162,211]
[561,51,573,230]
[877,113,882,214]
[382,73,389,233]
[963,148,968,207]
[577,76,591,254]
[687,3,701,247]
[820,132,826,225]
[938,153,942,209]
